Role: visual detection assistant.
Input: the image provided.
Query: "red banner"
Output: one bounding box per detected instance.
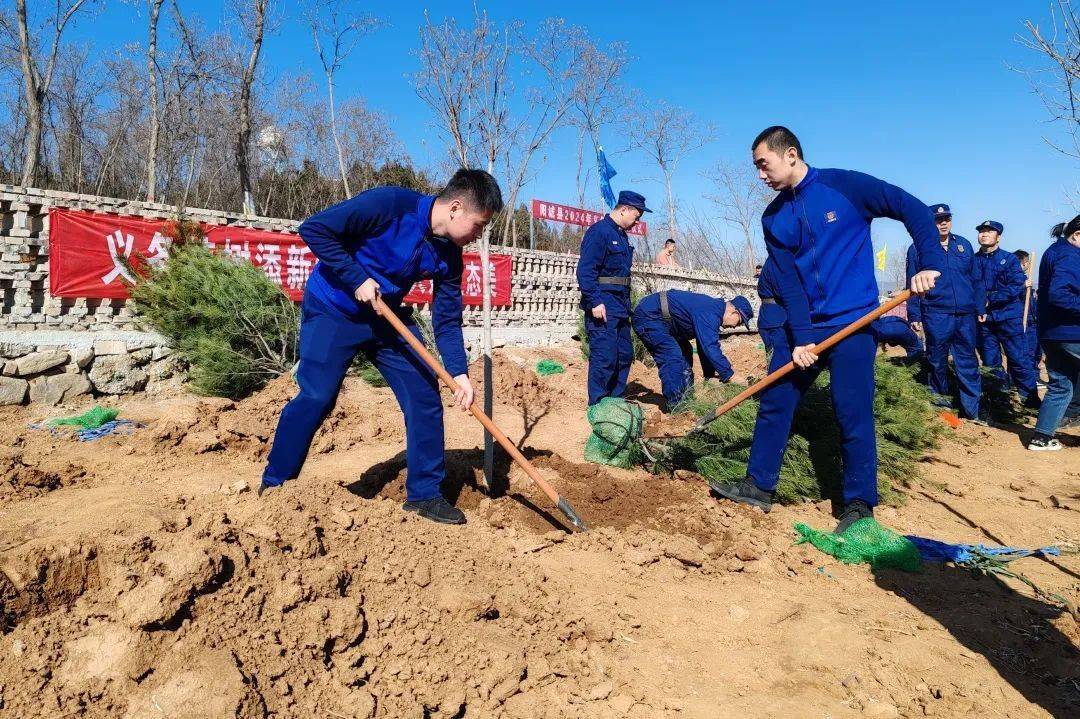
[403,254,511,306]
[47,208,512,306]
[531,198,647,236]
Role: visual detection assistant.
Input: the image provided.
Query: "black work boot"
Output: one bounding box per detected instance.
[403,497,466,525]
[708,478,774,513]
[835,500,874,534]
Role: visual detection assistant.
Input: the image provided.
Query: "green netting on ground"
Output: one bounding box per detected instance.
[584,397,644,468]
[794,517,923,572]
[536,359,565,376]
[46,406,120,430]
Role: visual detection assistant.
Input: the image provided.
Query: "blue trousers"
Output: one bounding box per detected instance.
[632,314,693,407]
[585,313,632,406]
[922,312,981,419]
[978,317,1038,399]
[263,292,446,502]
[747,327,879,507]
[871,317,924,359]
[1034,341,1080,436]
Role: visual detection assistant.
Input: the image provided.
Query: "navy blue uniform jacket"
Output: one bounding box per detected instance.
[637,290,734,381]
[577,215,634,318]
[1037,238,1080,341]
[905,234,985,321]
[761,166,946,346]
[299,186,468,376]
[756,257,788,330]
[975,248,1027,323]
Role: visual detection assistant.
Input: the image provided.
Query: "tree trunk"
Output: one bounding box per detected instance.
[663,166,677,240]
[479,224,496,494]
[16,0,41,187]
[237,1,267,215]
[326,74,351,198]
[146,0,164,202]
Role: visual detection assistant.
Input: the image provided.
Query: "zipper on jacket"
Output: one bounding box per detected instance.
[795,195,825,313]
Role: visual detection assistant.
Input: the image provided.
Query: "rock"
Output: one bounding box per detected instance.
[0,342,33,359]
[673,469,702,482]
[71,346,94,370]
[412,562,432,588]
[89,354,148,394]
[1,360,16,376]
[588,681,615,701]
[728,605,750,623]
[93,340,128,356]
[662,537,707,567]
[733,540,762,562]
[129,348,153,364]
[151,345,174,361]
[28,373,91,406]
[0,377,29,405]
[14,350,69,376]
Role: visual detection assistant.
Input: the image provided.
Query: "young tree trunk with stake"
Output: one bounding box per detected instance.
[235,0,268,216]
[145,0,164,202]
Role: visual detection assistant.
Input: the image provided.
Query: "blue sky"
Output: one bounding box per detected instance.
[69,1,1077,274]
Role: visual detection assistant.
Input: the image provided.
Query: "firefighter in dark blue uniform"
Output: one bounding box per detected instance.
[871,314,924,362]
[631,291,753,409]
[577,191,651,406]
[974,220,1040,408]
[260,170,503,526]
[905,203,984,418]
[756,258,789,356]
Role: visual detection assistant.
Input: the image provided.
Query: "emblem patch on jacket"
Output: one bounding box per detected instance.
[825,211,837,223]
[958,245,964,253]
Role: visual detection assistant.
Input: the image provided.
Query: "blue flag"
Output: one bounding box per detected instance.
[596,144,617,210]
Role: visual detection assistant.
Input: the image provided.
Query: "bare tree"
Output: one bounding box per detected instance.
[13,0,90,187]
[568,35,629,209]
[706,160,773,274]
[305,0,382,199]
[630,101,716,241]
[145,0,165,201]
[232,0,269,214]
[1020,1,1080,159]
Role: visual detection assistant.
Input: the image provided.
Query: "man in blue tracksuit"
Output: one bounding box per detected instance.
[904,203,984,418]
[577,190,650,406]
[1029,215,1080,450]
[713,126,945,533]
[631,291,754,409]
[259,169,503,525]
[756,257,789,355]
[870,314,924,362]
[974,220,1040,408]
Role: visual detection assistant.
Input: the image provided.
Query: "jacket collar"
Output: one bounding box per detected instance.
[604,214,628,236]
[791,165,818,195]
[417,194,444,243]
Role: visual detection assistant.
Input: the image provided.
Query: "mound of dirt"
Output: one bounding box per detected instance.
[0,478,682,718]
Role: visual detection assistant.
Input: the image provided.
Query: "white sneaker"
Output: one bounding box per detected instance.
[1028,436,1062,451]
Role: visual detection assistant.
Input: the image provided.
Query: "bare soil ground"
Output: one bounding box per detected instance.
[1,334,1077,719]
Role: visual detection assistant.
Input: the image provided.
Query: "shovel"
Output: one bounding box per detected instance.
[373,297,588,532]
[691,290,915,434]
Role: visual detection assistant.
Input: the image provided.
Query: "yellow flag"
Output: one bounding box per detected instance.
[875,243,887,272]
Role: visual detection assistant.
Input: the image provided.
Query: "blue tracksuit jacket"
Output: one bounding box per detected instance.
[905,234,985,321]
[756,257,788,331]
[577,215,634,318]
[975,248,1027,324]
[761,167,946,345]
[300,186,467,376]
[1038,238,1080,342]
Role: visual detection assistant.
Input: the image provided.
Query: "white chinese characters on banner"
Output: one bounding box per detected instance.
[223,238,251,262]
[101,230,137,285]
[255,243,283,285]
[463,260,498,300]
[146,232,171,268]
[286,245,312,290]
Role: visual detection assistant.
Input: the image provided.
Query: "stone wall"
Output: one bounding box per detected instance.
[0,184,755,405]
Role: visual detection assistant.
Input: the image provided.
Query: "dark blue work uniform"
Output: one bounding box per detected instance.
[746,167,946,508]
[631,290,735,407]
[577,215,634,406]
[1023,289,1042,369]
[756,257,789,355]
[905,234,984,418]
[871,315,924,359]
[262,187,468,503]
[975,247,1038,401]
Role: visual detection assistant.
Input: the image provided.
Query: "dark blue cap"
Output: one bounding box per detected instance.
[730,295,753,328]
[976,219,1003,234]
[931,203,951,219]
[616,190,652,213]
